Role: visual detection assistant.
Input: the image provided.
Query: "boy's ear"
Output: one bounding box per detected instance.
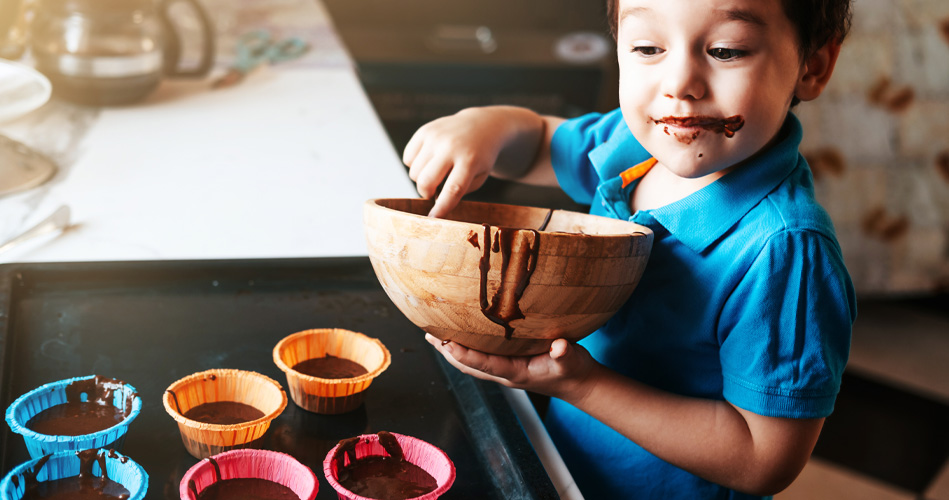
[794,40,843,102]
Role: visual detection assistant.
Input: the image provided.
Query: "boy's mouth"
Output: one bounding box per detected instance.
[653,115,745,138]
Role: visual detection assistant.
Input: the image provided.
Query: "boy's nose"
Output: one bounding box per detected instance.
[661,51,707,101]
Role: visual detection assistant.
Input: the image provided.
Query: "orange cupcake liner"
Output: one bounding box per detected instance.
[162,369,288,459]
[273,329,391,414]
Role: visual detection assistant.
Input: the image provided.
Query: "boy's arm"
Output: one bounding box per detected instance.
[403,106,564,218]
[576,359,823,496]
[427,335,823,496]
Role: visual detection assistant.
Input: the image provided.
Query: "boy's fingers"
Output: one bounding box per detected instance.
[428,169,471,218]
[414,156,454,200]
[424,334,511,385]
[402,129,424,166]
[549,338,570,359]
[406,146,433,182]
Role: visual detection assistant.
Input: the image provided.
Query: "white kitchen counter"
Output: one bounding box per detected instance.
[0,0,579,497]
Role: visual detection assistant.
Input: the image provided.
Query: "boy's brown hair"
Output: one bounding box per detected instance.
[606,0,853,58]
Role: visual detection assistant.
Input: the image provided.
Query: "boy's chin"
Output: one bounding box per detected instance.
[653,148,732,179]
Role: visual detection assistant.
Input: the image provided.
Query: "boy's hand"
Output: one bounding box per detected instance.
[403,106,554,219]
[403,108,508,218]
[425,333,597,402]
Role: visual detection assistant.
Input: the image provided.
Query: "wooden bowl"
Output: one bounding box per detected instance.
[364,198,653,356]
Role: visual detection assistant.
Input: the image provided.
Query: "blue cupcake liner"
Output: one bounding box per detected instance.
[4,375,142,459]
[0,448,148,500]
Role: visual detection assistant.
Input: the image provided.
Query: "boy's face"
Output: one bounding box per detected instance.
[616,0,805,179]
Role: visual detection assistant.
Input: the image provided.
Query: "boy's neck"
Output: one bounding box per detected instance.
[630,161,729,213]
[630,117,793,213]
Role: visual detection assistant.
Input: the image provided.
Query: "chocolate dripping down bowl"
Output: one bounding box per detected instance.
[363,198,653,356]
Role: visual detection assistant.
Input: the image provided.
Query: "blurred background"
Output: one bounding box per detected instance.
[2,0,948,498]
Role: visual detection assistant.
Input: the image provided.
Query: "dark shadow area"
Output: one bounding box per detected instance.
[813,369,949,493]
[323,0,615,212]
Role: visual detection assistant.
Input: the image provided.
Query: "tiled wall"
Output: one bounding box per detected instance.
[794,0,949,294]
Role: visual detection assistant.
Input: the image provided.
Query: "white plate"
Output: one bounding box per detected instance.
[0,59,52,123]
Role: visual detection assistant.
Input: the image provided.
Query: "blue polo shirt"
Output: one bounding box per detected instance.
[545,109,856,499]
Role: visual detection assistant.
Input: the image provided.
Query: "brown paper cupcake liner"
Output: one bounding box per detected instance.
[273,329,390,414]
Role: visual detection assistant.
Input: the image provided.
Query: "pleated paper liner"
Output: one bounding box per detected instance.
[4,375,142,458]
[323,432,455,500]
[162,369,288,459]
[179,449,317,500]
[0,449,148,500]
[273,329,391,414]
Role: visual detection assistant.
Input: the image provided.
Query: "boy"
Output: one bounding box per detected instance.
[403,0,856,498]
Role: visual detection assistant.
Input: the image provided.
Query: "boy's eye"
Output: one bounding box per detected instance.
[631,46,664,57]
[708,47,745,60]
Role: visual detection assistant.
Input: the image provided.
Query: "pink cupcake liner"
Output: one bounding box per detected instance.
[179,449,317,500]
[323,432,455,500]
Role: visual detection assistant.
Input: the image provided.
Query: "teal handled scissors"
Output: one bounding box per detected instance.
[213,29,309,88]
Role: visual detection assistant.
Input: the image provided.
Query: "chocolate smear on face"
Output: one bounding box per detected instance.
[27,376,132,436]
[333,431,437,500]
[477,224,541,340]
[654,115,744,138]
[20,449,132,499]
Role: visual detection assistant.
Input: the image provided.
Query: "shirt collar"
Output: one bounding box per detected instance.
[588,119,652,180]
[647,113,804,253]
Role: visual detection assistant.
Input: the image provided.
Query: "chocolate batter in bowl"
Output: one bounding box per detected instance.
[162,369,288,459]
[273,328,391,415]
[4,375,142,458]
[0,448,148,500]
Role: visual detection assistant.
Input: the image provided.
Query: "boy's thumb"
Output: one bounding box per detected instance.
[548,338,571,360]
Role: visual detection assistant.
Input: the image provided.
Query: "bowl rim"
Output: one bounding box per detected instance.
[4,374,143,444]
[272,328,392,385]
[161,368,288,431]
[365,198,653,239]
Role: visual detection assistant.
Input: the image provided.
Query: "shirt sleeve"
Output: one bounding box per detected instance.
[718,229,857,419]
[550,110,623,205]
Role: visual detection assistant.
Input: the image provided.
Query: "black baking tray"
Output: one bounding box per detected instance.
[0,257,558,499]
